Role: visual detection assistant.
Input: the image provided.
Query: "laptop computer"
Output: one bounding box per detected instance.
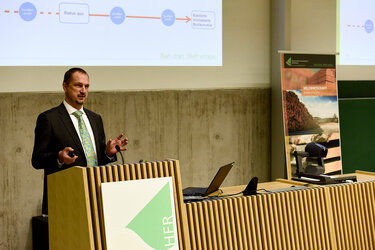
[183,162,234,197]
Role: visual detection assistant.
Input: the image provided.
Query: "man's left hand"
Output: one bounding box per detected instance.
[106,133,128,156]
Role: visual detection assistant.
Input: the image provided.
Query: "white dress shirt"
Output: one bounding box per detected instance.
[63,100,97,155]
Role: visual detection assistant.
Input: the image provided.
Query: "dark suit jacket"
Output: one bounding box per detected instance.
[32,103,115,214]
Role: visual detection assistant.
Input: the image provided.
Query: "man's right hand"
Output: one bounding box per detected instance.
[58,147,78,165]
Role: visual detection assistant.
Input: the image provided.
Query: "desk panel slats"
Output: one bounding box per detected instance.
[192,203,202,250]
[342,185,351,249]
[314,189,324,249]
[280,192,291,249]
[358,184,370,249]
[212,201,222,250]
[87,167,102,250]
[365,182,375,247]
[346,185,358,249]
[251,196,262,249]
[329,187,340,249]
[151,162,158,178]
[184,181,375,250]
[361,183,371,249]
[323,187,334,249]
[354,184,366,249]
[139,163,147,179]
[275,193,286,250]
[309,190,318,249]
[256,196,267,249]
[264,195,273,249]
[118,165,125,181]
[240,197,252,250]
[186,204,196,250]
[202,202,212,250]
[234,198,245,250]
[146,162,153,178]
[238,198,247,250]
[207,202,218,250]
[371,182,375,247]
[286,192,296,249]
[105,166,112,182]
[163,162,170,176]
[222,200,231,249]
[270,194,281,250]
[351,185,363,249]
[197,203,209,250]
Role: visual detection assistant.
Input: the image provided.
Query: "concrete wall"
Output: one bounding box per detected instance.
[0,88,270,249]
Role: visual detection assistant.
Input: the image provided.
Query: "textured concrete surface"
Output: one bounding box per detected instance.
[0,88,270,249]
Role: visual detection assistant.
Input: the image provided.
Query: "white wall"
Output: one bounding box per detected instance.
[0,0,270,93]
[290,0,336,53]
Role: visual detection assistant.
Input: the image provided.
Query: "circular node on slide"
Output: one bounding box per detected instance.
[19,2,37,21]
[365,19,373,33]
[111,7,125,25]
[161,9,175,26]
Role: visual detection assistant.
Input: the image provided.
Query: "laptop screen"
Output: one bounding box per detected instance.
[204,162,234,195]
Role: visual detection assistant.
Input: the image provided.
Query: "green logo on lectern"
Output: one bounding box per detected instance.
[126,183,176,249]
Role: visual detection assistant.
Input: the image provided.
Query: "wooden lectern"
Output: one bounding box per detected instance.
[47,160,190,250]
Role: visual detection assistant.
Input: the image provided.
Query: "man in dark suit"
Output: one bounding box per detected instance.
[32,68,128,215]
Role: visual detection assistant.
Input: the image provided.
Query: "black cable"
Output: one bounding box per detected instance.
[115,145,124,165]
[205,191,249,201]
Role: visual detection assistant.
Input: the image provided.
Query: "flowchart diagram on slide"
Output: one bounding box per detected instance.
[2,2,217,29]
[0,1,222,66]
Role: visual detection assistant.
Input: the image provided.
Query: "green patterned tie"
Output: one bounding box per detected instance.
[73,111,98,167]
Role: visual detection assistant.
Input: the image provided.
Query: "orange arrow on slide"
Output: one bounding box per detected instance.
[90,14,110,17]
[126,15,160,19]
[176,16,191,23]
[126,15,191,23]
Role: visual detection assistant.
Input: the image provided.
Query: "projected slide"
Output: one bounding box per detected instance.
[339,0,375,65]
[0,1,222,66]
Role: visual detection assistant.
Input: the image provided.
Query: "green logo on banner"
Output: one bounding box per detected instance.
[126,183,176,249]
[286,57,292,66]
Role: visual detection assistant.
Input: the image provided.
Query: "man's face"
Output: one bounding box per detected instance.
[63,71,89,109]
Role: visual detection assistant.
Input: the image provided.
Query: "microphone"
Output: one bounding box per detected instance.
[115,145,124,165]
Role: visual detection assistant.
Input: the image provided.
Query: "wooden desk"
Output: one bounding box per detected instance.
[185,171,375,250]
[217,179,308,197]
[48,162,375,250]
[346,170,375,181]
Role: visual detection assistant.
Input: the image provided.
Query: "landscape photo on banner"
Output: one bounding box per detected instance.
[280,53,342,179]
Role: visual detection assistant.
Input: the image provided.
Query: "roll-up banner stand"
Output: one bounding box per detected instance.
[280,52,342,179]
